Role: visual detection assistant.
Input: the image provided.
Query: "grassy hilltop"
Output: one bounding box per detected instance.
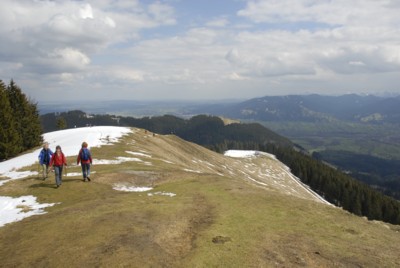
[0,128,399,267]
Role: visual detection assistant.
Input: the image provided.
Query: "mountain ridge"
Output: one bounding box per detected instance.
[191,94,400,123]
[1,127,400,266]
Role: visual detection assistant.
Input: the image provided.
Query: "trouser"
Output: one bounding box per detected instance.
[81,163,91,179]
[54,166,63,186]
[41,164,50,179]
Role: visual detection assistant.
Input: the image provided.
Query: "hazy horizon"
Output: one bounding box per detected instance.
[1,0,400,102]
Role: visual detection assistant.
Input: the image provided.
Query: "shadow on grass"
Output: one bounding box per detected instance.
[29,178,83,189]
[29,183,56,189]
[62,178,84,183]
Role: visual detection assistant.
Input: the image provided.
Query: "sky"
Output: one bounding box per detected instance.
[0,0,399,102]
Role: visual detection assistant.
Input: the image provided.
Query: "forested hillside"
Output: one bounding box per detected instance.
[40,111,293,148]
[0,80,42,161]
[313,150,400,199]
[187,94,400,201]
[40,111,400,224]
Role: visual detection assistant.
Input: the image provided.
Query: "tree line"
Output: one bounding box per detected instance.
[0,80,42,161]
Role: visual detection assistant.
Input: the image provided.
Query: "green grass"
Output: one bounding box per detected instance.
[1,129,400,267]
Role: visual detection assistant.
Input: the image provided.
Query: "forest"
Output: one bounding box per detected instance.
[0,80,42,161]
[313,150,400,199]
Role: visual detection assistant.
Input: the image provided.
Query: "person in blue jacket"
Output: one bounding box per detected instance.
[38,142,53,180]
[77,142,92,182]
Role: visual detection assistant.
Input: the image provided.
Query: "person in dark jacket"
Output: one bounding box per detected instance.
[77,142,92,182]
[49,145,67,188]
[38,142,53,180]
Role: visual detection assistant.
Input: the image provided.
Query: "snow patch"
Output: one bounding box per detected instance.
[183,168,202,173]
[94,157,142,165]
[224,150,276,159]
[161,159,174,164]
[65,171,96,177]
[113,185,153,192]
[0,195,58,228]
[126,151,152,158]
[0,171,38,186]
[148,192,176,197]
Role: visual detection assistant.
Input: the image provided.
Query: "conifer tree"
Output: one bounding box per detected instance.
[56,117,67,130]
[6,80,42,151]
[0,80,22,160]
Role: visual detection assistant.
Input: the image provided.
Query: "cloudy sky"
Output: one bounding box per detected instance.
[1,0,399,101]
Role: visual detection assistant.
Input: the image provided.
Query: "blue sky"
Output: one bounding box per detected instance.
[0,0,399,101]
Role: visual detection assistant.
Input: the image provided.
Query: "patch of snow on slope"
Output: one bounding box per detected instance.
[126,151,152,158]
[65,171,96,177]
[224,150,331,205]
[183,169,202,173]
[0,196,58,227]
[113,185,153,192]
[148,192,176,197]
[94,157,143,165]
[0,171,38,186]
[161,159,174,164]
[224,150,276,159]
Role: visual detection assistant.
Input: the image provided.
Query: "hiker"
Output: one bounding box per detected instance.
[49,145,67,188]
[38,142,53,180]
[77,142,92,182]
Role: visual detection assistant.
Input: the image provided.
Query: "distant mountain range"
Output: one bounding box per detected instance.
[38,94,400,124]
[192,94,400,124]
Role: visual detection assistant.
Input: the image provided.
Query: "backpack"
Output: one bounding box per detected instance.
[81,148,90,161]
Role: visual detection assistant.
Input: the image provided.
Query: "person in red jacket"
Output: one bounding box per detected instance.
[50,145,67,188]
[77,142,92,182]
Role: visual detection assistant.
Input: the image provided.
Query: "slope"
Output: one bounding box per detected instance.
[0,127,399,267]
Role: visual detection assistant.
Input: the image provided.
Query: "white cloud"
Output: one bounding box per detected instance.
[79,3,94,19]
[206,18,230,28]
[225,31,317,77]
[0,0,399,100]
[226,0,400,80]
[227,72,249,81]
[148,1,176,25]
[108,67,146,82]
[238,0,400,27]
[120,27,230,84]
[349,61,365,66]
[0,0,176,75]
[48,48,91,69]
